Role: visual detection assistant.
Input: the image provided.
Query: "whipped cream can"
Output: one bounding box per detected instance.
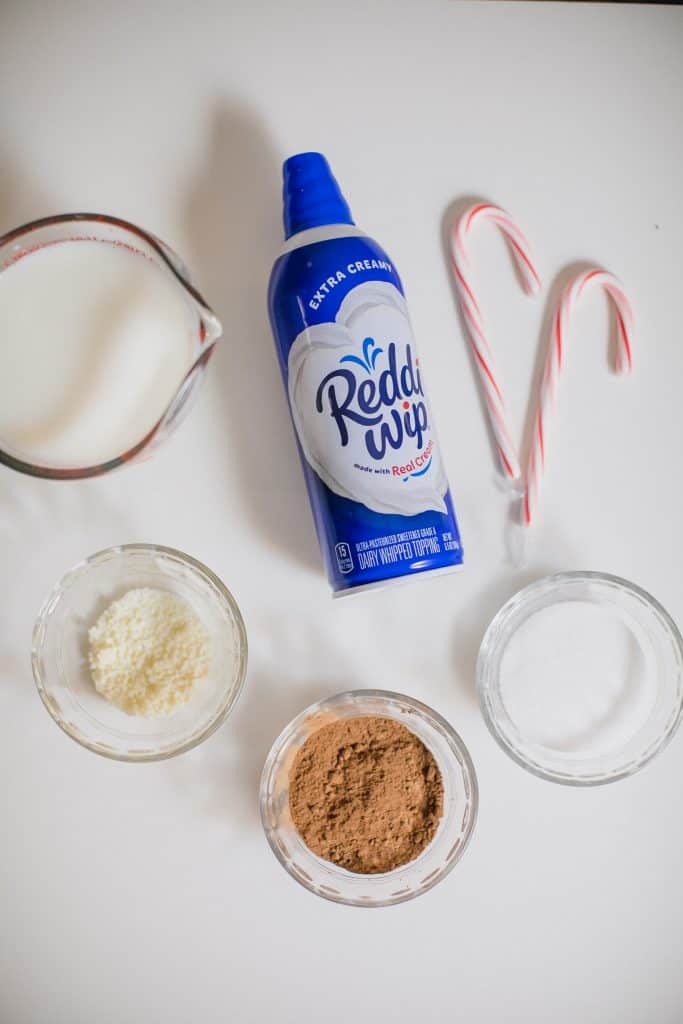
[268,152,464,595]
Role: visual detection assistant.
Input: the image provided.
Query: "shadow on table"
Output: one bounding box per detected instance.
[0,153,53,233]
[183,100,319,574]
[162,671,343,830]
[0,474,132,694]
[161,601,374,828]
[225,670,329,825]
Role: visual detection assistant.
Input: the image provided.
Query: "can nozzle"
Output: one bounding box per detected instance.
[282,152,354,239]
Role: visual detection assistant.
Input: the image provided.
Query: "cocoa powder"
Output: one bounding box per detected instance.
[288,716,443,874]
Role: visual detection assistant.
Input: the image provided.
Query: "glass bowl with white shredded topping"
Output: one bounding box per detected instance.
[32,544,247,761]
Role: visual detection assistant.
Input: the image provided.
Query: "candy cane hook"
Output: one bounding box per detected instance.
[451,203,541,482]
[523,269,634,526]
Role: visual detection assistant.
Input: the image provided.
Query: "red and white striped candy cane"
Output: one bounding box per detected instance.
[523,269,634,526]
[451,203,541,482]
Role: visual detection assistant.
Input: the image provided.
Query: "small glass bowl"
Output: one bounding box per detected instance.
[32,544,247,761]
[477,572,683,786]
[259,690,478,907]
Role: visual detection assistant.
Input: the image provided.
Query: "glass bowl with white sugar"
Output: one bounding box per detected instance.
[477,572,683,785]
[32,544,247,761]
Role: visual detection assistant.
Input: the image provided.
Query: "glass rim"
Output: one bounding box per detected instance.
[476,571,683,787]
[0,212,219,480]
[259,688,479,907]
[31,543,249,762]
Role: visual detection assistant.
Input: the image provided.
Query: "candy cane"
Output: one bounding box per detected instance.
[451,203,541,481]
[523,269,633,526]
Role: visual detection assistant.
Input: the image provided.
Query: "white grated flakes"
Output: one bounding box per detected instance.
[88,588,210,717]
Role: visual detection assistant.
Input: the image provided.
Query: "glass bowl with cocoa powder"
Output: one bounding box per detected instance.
[259,690,478,907]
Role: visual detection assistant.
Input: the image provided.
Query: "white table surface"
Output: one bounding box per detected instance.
[2,2,683,1022]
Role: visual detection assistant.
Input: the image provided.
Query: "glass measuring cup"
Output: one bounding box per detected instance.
[0,213,222,479]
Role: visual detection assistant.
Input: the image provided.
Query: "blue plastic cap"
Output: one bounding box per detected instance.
[282,152,354,239]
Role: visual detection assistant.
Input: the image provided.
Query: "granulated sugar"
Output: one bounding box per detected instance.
[499,600,657,758]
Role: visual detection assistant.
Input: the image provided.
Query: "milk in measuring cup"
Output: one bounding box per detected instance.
[0,239,199,468]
